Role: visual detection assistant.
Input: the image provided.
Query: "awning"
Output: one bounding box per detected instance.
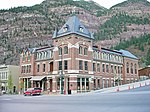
[30,76,45,81]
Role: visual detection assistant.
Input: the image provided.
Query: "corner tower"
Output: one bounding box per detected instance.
[52,16,94,94]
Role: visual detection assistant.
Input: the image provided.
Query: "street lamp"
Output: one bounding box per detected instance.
[59,51,64,94]
[0,75,2,95]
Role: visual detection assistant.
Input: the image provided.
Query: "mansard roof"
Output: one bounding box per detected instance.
[119,49,138,59]
[101,47,122,56]
[53,16,94,39]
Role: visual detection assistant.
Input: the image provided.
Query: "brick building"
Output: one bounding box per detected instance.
[0,64,19,94]
[139,66,150,80]
[19,16,139,94]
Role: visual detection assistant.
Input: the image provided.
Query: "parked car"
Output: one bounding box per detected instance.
[24,88,42,96]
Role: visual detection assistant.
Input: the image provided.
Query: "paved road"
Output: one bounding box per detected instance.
[0,85,150,112]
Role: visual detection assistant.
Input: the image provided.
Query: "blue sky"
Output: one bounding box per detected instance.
[0,0,150,9]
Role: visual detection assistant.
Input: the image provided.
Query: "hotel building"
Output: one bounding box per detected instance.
[19,16,139,94]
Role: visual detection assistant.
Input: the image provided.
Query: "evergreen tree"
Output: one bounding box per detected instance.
[7,75,13,94]
[146,48,150,66]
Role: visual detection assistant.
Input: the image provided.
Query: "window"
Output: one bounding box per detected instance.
[21,66,23,73]
[64,46,68,54]
[6,72,8,80]
[135,64,137,74]
[27,65,29,73]
[131,63,133,74]
[94,79,96,88]
[57,78,60,90]
[97,63,100,72]
[86,78,89,90]
[114,66,117,73]
[43,64,46,72]
[64,60,68,70]
[106,65,109,73]
[84,61,88,71]
[59,61,62,70]
[98,79,100,88]
[102,64,105,72]
[23,55,25,61]
[121,67,123,74]
[79,46,82,54]
[37,64,40,72]
[79,27,84,32]
[84,48,88,55]
[79,60,83,70]
[126,62,129,73]
[77,78,80,90]
[58,47,62,55]
[23,66,25,73]
[111,65,113,73]
[118,66,120,74]
[93,63,96,71]
[63,26,68,32]
[27,55,30,61]
[29,65,31,73]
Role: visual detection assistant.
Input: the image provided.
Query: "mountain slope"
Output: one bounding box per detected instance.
[95,0,150,48]
[112,34,150,67]
[0,0,150,66]
[0,0,107,65]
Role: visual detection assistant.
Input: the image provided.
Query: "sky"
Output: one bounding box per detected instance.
[0,0,150,9]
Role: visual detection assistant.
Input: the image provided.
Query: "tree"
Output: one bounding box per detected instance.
[146,48,150,66]
[7,75,13,94]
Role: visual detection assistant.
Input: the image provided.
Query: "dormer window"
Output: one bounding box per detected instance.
[79,26,83,32]
[63,24,69,32]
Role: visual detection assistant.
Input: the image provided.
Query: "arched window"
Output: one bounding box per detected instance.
[134,64,137,74]
[64,46,68,54]
[126,62,129,73]
[79,46,82,54]
[84,47,88,55]
[27,65,29,73]
[131,63,133,74]
[58,47,62,55]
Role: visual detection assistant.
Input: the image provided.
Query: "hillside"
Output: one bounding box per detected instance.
[95,0,150,48]
[112,34,150,67]
[0,0,107,65]
[0,0,150,66]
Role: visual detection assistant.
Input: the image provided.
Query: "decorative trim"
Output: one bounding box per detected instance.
[88,46,93,52]
[52,71,58,74]
[52,90,56,92]
[21,64,31,66]
[68,70,79,73]
[88,71,94,74]
[53,47,58,51]
[76,58,91,62]
[55,58,71,62]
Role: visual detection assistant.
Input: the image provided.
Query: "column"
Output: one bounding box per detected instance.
[31,80,33,88]
[65,77,68,95]
[27,78,28,89]
[85,78,86,92]
[42,81,44,91]
[47,80,50,90]
[52,77,56,93]
[60,77,61,94]
[80,78,82,92]
[23,78,26,92]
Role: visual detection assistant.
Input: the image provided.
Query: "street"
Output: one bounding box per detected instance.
[0,85,150,112]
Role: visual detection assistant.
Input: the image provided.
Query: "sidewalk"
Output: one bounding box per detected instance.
[92,79,150,94]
